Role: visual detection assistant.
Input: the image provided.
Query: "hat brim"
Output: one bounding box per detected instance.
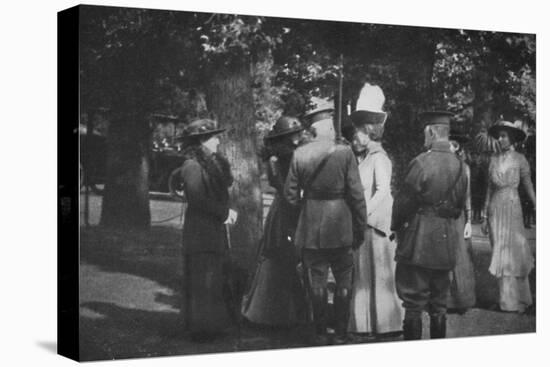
[176,128,226,141]
[419,111,454,118]
[449,134,470,144]
[419,111,454,127]
[303,107,334,118]
[265,126,304,140]
[350,110,387,125]
[488,125,526,143]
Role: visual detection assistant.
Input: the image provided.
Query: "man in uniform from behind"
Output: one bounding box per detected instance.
[284,97,366,344]
[391,111,468,340]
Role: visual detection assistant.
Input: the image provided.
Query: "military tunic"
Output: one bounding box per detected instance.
[391,140,468,317]
[284,136,366,289]
[285,134,367,337]
[285,136,366,250]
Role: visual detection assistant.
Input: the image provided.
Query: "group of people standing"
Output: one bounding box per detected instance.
[173,83,536,344]
[242,86,405,344]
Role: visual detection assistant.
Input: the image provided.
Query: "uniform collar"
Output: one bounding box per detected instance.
[429,140,452,153]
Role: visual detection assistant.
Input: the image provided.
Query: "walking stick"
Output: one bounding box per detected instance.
[224,223,243,349]
[225,223,232,250]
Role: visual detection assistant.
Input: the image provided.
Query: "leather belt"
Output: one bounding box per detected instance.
[417,206,437,215]
[304,190,345,200]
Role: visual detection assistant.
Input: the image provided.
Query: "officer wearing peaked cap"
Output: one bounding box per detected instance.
[391,111,468,340]
[284,97,367,344]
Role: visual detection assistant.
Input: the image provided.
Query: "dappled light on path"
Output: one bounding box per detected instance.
[80,263,178,318]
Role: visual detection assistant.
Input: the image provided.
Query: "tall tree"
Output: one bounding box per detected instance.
[198,14,283,268]
[80,7,213,229]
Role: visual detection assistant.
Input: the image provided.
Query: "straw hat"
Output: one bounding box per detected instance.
[488,120,526,143]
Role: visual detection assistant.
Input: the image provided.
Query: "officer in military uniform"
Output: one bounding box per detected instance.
[391,111,468,340]
[284,97,366,344]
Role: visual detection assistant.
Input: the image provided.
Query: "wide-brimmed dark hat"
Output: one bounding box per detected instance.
[488,120,526,143]
[419,111,454,127]
[265,116,304,140]
[351,110,387,126]
[176,119,225,141]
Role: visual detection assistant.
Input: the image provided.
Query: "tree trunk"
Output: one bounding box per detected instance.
[395,33,438,128]
[100,115,151,229]
[472,68,495,128]
[207,65,262,271]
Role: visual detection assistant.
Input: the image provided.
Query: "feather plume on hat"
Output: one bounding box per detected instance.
[351,83,388,126]
[356,83,385,112]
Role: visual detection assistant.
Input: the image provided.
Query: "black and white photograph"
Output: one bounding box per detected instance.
[57,3,540,361]
[3,1,548,366]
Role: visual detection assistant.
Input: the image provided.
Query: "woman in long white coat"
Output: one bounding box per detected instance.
[346,122,404,335]
[347,84,404,336]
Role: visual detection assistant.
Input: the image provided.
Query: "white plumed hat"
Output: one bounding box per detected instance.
[351,83,387,125]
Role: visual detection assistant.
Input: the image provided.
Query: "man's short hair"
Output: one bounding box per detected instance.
[428,124,450,139]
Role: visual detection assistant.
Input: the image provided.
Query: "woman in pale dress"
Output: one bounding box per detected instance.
[481,120,536,313]
[346,83,404,336]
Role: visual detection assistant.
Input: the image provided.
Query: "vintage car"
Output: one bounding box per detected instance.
[149,144,186,197]
[80,133,185,200]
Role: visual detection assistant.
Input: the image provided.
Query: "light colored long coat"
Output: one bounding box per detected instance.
[349,141,404,333]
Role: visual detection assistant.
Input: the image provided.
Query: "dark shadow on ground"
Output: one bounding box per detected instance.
[80,225,183,291]
[36,341,57,354]
[79,301,322,361]
[471,242,499,308]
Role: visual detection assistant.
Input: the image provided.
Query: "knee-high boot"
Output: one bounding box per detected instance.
[333,288,351,342]
[311,288,328,336]
[403,318,423,340]
[430,314,446,339]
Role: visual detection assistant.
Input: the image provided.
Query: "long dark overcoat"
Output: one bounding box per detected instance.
[180,151,231,255]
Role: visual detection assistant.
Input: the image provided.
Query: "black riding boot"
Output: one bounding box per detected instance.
[333,288,351,344]
[430,314,446,339]
[403,318,423,340]
[311,288,328,342]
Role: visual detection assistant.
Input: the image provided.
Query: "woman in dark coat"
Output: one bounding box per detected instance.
[177,119,237,341]
[241,116,307,327]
